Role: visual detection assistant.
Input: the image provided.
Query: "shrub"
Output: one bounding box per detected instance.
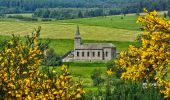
[164,12,167,18]
[91,69,104,86]
[168,10,170,17]
[41,18,52,21]
[116,10,170,98]
[0,28,85,99]
[84,72,163,100]
[106,79,163,100]
[42,48,61,66]
[7,15,38,21]
[0,14,6,18]
[106,61,122,78]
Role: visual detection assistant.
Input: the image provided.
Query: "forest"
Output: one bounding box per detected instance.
[0,0,169,14]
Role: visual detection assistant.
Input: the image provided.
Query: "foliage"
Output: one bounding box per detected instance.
[106,61,122,78]
[91,69,104,86]
[41,18,52,21]
[42,48,61,66]
[168,10,170,17]
[0,14,5,18]
[34,8,109,19]
[83,72,163,100]
[106,68,162,100]
[116,10,170,98]
[164,12,167,18]
[0,0,169,16]
[106,79,163,100]
[0,28,85,99]
[7,15,38,21]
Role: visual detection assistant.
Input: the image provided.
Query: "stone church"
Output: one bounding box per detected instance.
[73,26,116,61]
[62,26,116,62]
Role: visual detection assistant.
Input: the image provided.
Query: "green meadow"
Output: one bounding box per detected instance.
[0,20,140,41]
[61,15,140,31]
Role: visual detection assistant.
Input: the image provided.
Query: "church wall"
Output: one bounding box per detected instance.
[74,49,103,61]
[103,48,113,60]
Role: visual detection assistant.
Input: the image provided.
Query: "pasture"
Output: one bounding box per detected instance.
[0,21,140,42]
[61,15,140,31]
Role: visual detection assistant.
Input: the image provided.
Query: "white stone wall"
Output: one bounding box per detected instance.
[74,49,104,61]
[103,48,112,60]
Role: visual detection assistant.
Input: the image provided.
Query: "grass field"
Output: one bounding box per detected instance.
[61,15,140,31]
[0,21,140,42]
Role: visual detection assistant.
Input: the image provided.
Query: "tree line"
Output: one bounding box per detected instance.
[0,0,169,14]
[33,8,122,19]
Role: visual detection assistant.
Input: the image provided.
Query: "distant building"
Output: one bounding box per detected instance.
[62,26,116,62]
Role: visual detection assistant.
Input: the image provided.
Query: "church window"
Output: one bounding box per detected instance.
[82,52,84,57]
[106,52,108,57]
[87,52,89,57]
[77,52,79,57]
[98,52,100,57]
[93,52,95,57]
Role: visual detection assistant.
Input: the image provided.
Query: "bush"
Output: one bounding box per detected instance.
[83,79,163,100]
[41,18,52,21]
[7,15,38,21]
[168,10,170,17]
[0,28,85,99]
[106,61,122,78]
[0,14,6,18]
[164,12,167,18]
[42,48,61,66]
[91,69,104,86]
[106,79,163,100]
[116,10,170,98]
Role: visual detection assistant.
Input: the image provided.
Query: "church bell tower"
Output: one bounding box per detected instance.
[74,26,81,48]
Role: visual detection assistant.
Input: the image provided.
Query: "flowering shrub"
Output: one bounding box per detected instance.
[116,10,170,98]
[0,28,85,99]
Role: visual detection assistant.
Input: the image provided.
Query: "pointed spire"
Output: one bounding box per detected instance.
[76,25,80,36]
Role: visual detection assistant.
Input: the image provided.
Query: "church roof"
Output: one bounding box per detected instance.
[76,43,115,50]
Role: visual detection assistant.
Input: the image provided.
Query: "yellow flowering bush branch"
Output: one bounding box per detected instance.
[0,28,85,99]
[116,10,170,98]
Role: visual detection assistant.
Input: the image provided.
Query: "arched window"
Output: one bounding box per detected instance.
[98,51,100,57]
[77,52,79,57]
[87,52,89,57]
[106,52,108,57]
[93,52,95,57]
[82,52,84,57]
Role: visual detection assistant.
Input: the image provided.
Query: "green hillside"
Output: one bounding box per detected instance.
[61,15,140,31]
[0,20,140,41]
